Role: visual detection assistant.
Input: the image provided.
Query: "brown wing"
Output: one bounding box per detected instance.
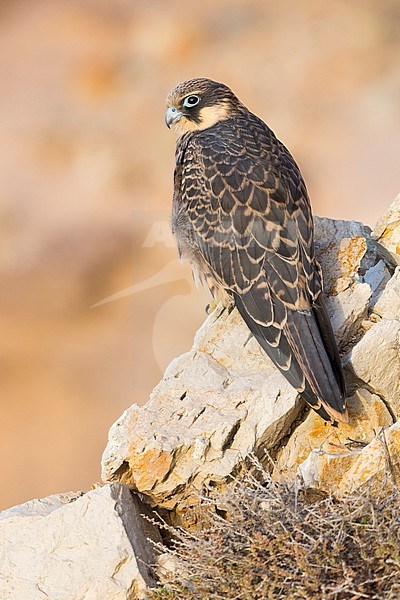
[174,113,347,423]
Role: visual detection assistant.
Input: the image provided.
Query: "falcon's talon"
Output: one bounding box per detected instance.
[205,300,219,315]
[215,305,228,319]
[166,77,347,425]
[206,303,225,320]
[243,332,253,347]
[217,301,235,319]
[225,302,235,315]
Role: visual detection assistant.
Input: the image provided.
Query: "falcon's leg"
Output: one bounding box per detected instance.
[205,276,233,317]
[205,298,234,317]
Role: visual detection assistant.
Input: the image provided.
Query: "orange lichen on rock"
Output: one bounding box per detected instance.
[298,420,400,495]
[274,388,393,482]
[317,236,367,295]
[128,448,173,494]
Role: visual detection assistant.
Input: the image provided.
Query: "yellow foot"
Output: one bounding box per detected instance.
[206,300,235,318]
[205,300,219,314]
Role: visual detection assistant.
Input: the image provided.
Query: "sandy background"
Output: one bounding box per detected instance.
[0,0,399,510]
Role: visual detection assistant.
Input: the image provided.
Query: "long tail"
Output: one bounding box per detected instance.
[234,293,347,424]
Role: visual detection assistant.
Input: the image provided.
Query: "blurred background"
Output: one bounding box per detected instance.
[0,0,399,510]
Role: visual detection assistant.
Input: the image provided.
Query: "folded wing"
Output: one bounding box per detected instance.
[176,115,347,423]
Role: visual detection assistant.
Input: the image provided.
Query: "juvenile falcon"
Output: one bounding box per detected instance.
[165,78,347,424]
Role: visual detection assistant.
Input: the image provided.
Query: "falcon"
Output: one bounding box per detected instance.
[165,78,347,424]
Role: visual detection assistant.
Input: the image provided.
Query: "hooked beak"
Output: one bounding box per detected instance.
[165,106,182,129]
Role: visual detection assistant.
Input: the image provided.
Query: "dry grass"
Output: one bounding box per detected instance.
[149,459,400,599]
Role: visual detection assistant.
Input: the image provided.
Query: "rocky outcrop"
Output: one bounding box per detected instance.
[373,194,400,266]
[298,420,400,494]
[372,267,400,321]
[101,306,302,517]
[2,198,400,598]
[273,388,393,483]
[0,483,161,600]
[102,198,400,516]
[345,319,400,418]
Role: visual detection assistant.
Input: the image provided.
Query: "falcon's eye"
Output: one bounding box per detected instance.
[183,95,200,108]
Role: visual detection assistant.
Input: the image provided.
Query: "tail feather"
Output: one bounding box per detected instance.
[312,294,346,398]
[285,306,348,423]
[234,293,347,424]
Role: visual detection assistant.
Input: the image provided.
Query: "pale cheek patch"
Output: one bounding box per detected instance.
[173,103,230,135]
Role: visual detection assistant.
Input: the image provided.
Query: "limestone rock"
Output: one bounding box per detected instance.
[102,215,385,515]
[372,266,400,321]
[345,319,400,418]
[156,553,180,579]
[0,483,161,600]
[298,420,400,495]
[313,216,371,247]
[102,307,302,513]
[363,259,391,309]
[315,235,367,295]
[325,282,371,347]
[314,215,378,272]
[0,491,83,521]
[312,216,373,345]
[274,388,393,482]
[372,193,400,266]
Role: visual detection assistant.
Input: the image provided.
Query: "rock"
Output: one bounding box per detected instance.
[313,216,370,247]
[102,307,302,515]
[298,420,400,495]
[0,483,161,600]
[363,259,391,309]
[314,215,378,272]
[312,217,374,346]
[101,215,388,517]
[325,282,371,347]
[273,388,393,482]
[372,267,400,321]
[156,553,180,579]
[345,319,400,418]
[315,235,367,296]
[372,194,400,266]
[0,491,84,520]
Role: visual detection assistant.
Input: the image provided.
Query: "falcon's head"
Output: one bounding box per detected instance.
[165,78,240,135]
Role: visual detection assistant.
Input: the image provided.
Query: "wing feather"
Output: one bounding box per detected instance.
[173,113,347,423]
